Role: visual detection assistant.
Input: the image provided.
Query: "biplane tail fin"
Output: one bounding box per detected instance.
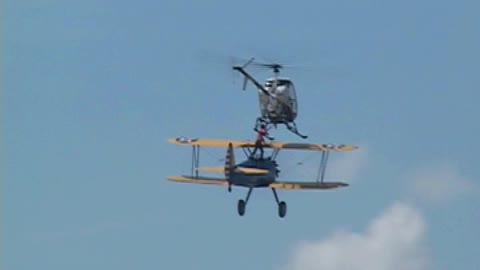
[224,142,235,179]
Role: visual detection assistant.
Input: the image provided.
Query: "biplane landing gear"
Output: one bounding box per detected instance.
[272,188,287,218]
[237,200,246,216]
[237,187,253,216]
[278,201,287,218]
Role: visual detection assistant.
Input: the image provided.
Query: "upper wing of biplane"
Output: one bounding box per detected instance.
[269,180,349,190]
[166,175,228,186]
[168,137,358,152]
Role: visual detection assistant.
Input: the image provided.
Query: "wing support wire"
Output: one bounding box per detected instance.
[191,145,200,178]
[239,144,280,160]
[271,148,281,160]
[240,146,252,158]
[316,151,329,183]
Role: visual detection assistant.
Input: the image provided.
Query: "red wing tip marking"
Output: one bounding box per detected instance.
[172,137,198,144]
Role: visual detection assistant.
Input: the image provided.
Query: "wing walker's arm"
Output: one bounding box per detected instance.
[253,126,274,141]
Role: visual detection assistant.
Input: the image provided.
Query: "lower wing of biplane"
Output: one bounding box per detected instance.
[166,174,349,219]
[166,175,348,190]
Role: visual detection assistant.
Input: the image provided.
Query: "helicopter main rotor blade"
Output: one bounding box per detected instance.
[252,62,284,69]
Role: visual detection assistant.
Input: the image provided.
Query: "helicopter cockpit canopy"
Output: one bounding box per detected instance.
[264,78,290,87]
[258,77,298,121]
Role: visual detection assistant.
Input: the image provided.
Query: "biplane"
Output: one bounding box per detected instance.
[166,137,358,218]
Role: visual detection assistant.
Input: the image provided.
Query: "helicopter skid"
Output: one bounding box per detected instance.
[286,122,308,139]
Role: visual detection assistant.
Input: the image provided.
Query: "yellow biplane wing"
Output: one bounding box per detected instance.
[195,167,225,173]
[195,167,269,174]
[166,175,228,186]
[269,181,349,190]
[168,137,358,152]
[235,167,269,174]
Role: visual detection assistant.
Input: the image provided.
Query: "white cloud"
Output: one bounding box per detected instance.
[408,162,474,204]
[282,201,430,270]
[326,146,368,182]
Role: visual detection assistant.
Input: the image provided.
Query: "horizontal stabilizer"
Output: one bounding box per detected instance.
[195,167,224,173]
[235,167,269,174]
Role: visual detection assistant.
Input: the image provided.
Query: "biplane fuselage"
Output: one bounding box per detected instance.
[229,158,278,188]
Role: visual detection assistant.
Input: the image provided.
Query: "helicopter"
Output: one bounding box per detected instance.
[232,57,308,139]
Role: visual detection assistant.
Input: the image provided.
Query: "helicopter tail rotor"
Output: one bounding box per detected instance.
[242,57,255,68]
[239,57,255,90]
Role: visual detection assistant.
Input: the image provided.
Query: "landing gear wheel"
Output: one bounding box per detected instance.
[278,201,287,218]
[237,199,246,216]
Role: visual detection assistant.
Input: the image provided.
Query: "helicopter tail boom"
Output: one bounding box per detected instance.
[232,66,271,96]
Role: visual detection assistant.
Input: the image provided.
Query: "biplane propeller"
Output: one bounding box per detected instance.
[166,137,359,218]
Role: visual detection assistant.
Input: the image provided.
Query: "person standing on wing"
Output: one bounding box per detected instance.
[250,124,274,159]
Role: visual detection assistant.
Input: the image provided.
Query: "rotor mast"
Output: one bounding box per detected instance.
[271,64,282,93]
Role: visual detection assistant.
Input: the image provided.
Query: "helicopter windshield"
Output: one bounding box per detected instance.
[265,79,290,88]
[288,83,298,116]
[261,78,298,120]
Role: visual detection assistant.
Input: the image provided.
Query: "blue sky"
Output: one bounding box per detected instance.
[3,0,479,269]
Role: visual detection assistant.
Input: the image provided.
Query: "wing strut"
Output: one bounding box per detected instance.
[271,148,281,160]
[316,151,330,183]
[191,145,200,178]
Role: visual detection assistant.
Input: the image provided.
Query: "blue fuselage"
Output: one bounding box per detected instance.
[229,159,278,188]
